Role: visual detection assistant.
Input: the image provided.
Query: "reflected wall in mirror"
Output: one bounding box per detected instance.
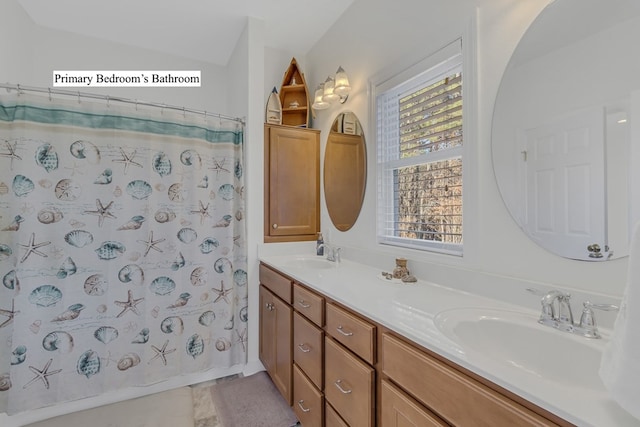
[492,0,640,260]
[324,112,367,231]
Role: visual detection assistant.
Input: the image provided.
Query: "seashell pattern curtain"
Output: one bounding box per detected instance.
[0,92,247,414]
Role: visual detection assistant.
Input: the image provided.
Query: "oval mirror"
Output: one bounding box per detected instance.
[492,0,640,261]
[324,112,367,231]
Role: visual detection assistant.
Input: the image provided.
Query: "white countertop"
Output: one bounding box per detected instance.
[259,254,640,427]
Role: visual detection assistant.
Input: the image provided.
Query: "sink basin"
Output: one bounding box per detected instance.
[283,257,335,270]
[434,307,605,390]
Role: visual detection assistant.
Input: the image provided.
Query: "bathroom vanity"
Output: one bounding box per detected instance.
[258,253,640,427]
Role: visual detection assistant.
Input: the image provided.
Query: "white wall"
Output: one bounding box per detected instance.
[1,0,229,114]
[300,0,628,298]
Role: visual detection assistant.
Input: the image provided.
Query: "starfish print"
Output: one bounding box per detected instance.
[236,328,248,352]
[212,281,232,304]
[0,140,22,170]
[190,200,211,225]
[99,350,119,368]
[209,157,230,178]
[112,148,143,175]
[137,230,165,257]
[64,161,85,176]
[20,202,35,215]
[22,358,62,390]
[123,321,138,333]
[84,199,117,227]
[114,290,144,318]
[0,299,19,328]
[19,233,51,263]
[148,340,176,366]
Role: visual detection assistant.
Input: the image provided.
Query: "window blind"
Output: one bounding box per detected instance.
[376,41,463,254]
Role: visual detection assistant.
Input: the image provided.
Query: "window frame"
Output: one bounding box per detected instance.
[372,38,470,256]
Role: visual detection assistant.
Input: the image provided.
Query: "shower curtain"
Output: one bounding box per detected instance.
[0,91,247,414]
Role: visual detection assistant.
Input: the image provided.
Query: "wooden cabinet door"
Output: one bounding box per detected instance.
[380,379,448,427]
[381,333,558,427]
[259,285,293,405]
[264,124,319,242]
[259,285,275,373]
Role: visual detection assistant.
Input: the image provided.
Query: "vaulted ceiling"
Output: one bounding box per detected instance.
[17,0,355,66]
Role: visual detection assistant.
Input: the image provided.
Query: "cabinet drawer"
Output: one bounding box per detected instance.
[325,337,374,427]
[293,283,324,326]
[293,364,323,427]
[326,303,375,364]
[325,403,349,427]
[293,311,323,389]
[381,333,558,427]
[259,263,292,303]
[381,379,448,427]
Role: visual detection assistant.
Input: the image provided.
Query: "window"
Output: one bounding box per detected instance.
[376,40,463,255]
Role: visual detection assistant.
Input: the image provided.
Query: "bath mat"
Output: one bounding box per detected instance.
[208,371,298,427]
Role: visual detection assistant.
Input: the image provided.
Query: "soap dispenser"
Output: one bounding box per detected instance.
[316,233,324,256]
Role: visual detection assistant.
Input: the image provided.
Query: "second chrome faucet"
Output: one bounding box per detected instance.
[529,288,618,339]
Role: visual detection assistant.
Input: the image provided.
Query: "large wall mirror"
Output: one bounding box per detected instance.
[492,0,640,261]
[324,112,367,231]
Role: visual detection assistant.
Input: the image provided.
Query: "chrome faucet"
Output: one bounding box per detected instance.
[539,290,574,330]
[528,288,618,338]
[317,244,341,263]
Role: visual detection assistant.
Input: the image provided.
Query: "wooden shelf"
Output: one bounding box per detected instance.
[279,58,310,128]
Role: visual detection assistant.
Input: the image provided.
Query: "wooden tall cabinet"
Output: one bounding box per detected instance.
[264,124,320,242]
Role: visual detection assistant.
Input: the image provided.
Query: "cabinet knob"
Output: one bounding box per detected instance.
[272,223,278,229]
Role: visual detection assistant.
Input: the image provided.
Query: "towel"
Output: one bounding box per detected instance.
[599,221,640,420]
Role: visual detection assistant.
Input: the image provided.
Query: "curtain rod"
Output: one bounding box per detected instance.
[0,83,245,126]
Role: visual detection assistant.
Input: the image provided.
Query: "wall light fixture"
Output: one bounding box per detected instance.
[312,66,351,111]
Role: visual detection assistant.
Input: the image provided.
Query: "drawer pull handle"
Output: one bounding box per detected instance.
[298,300,311,309]
[336,325,353,336]
[334,379,352,394]
[297,400,311,413]
[297,343,311,353]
